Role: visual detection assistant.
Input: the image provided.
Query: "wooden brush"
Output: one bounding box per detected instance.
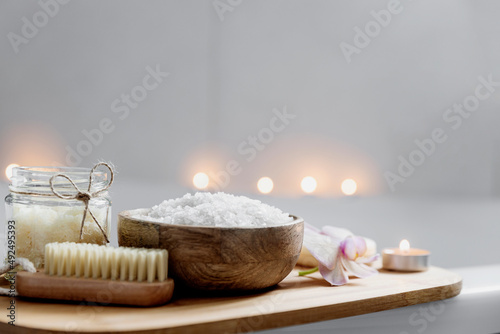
[15,242,174,306]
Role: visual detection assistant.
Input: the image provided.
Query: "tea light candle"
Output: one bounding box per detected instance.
[382,239,430,272]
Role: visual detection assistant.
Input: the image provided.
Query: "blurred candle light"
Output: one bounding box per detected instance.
[300,176,317,194]
[341,178,357,196]
[5,163,19,181]
[257,177,274,194]
[193,172,209,190]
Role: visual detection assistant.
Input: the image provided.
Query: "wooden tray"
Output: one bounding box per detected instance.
[0,266,461,334]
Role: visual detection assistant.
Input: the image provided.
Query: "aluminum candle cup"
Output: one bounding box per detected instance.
[382,239,430,272]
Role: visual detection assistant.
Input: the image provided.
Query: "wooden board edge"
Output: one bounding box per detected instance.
[235,278,464,333]
[0,278,462,334]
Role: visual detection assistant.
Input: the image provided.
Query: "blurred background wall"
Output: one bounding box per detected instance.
[1,0,500,198]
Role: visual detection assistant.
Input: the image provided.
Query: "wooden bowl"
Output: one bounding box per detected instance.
[117,209,304,290]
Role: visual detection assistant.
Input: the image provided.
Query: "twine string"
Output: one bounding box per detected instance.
[0,258,36,297]
[49,162,114,243]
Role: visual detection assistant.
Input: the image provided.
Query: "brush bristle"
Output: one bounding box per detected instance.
[44,242,168,283]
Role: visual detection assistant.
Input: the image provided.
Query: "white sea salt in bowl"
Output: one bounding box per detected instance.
[118,192,304,290]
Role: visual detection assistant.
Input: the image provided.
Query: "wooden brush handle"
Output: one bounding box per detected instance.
[16,271,174,307]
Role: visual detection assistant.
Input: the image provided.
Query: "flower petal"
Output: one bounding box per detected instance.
[356,253,380,264]
[341,257,378,278]
[353,236,367,257]
[319,258,348,286]
[303,230,340,269]
[321,226,353,240]
[341,238,357,261]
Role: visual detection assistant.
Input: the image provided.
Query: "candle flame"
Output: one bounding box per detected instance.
[399,239,410,252]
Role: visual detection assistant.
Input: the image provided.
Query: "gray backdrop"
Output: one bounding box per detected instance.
[1,0,500,197]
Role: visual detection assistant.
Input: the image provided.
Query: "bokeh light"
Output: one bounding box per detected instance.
[300,176,317,194]
[341,178,357,196]
[5,163,19,180]
[193,172,209,190]
[257,177,274,194]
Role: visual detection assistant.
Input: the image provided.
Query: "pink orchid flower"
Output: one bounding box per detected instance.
[300,223,379,285]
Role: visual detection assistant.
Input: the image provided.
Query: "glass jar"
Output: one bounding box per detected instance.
[4,166,112,268]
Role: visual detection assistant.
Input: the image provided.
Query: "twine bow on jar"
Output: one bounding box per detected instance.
[49,162,114,243]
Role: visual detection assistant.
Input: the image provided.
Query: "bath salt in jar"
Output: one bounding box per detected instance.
[4,164,113,268]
